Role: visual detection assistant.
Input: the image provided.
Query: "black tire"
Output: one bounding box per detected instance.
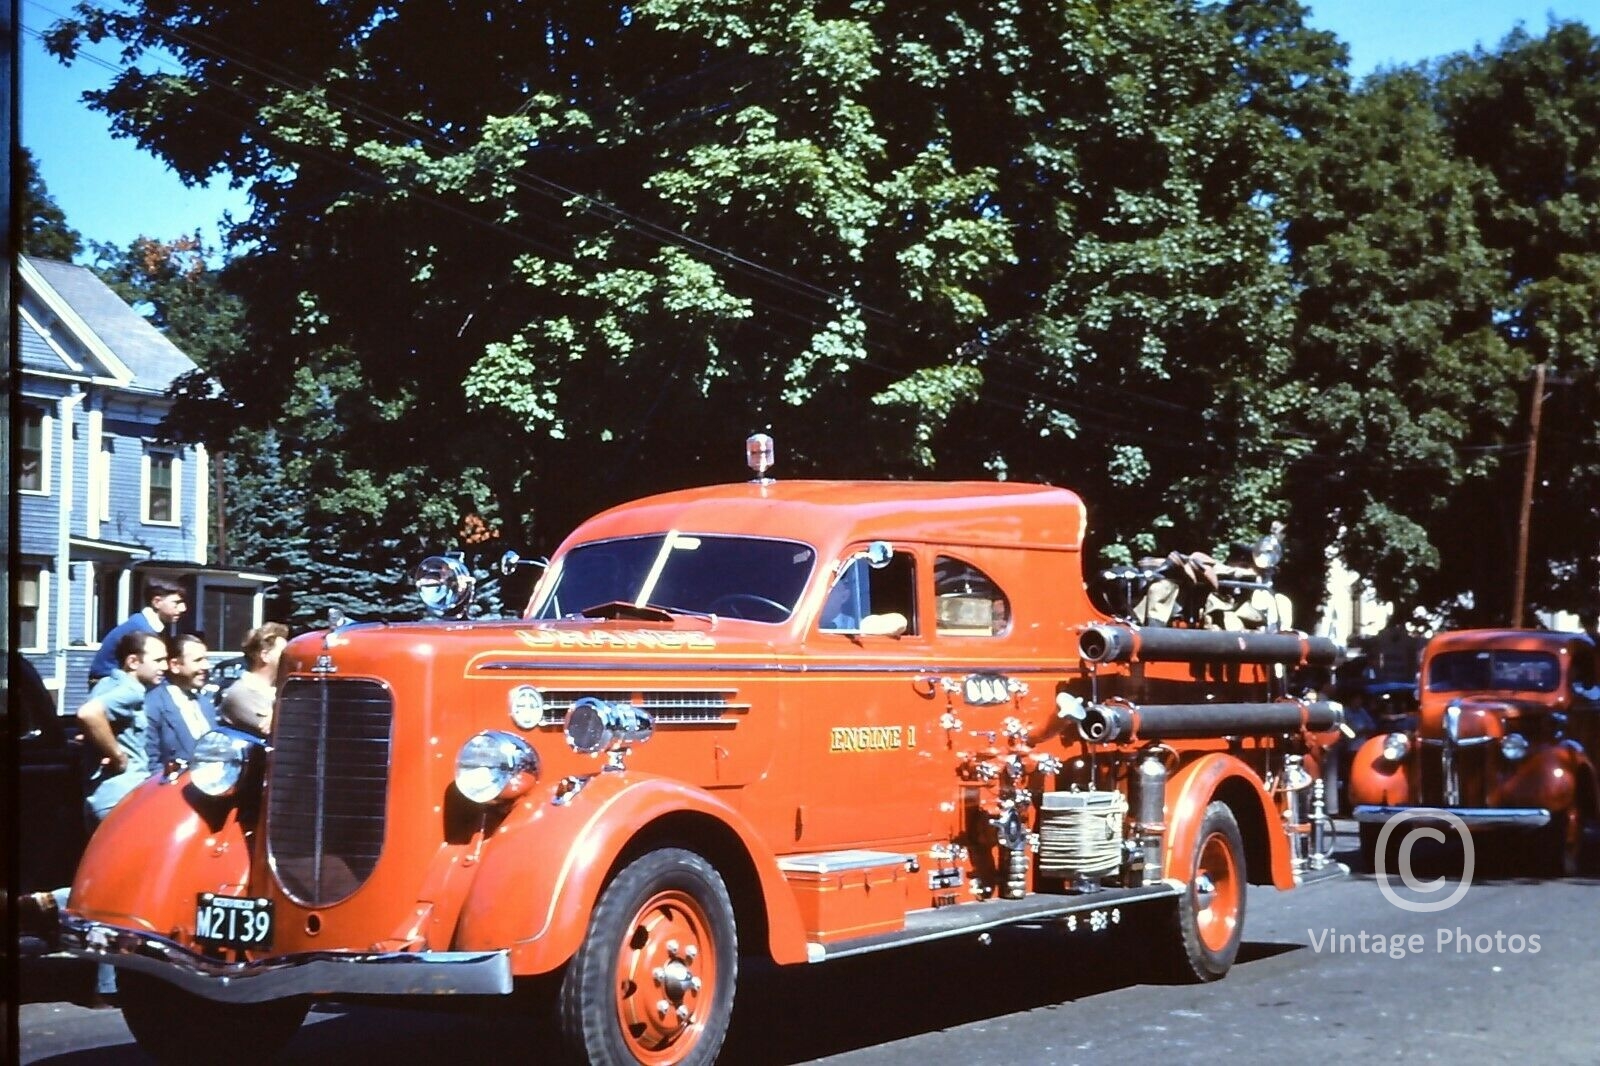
[1358,823,1382,873]
[557,848,737,1065]
[1539,807,1584,878]
[1167,801,1247,982]
[119,971,308,1065]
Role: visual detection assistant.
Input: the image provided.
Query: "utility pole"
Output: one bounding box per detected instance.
[1510,362,1546,627]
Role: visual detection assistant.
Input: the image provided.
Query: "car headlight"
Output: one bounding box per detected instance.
[455,731,539,804]
[190,730,258,797]
[1380,732,1410,763]
[1500,733,1530,761]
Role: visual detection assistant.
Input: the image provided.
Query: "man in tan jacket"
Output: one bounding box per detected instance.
[219,622,288,735]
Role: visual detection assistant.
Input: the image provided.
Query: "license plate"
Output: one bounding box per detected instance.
[194,893,274,949]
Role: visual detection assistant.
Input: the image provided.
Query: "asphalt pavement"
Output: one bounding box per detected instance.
[16,823,1599,1064]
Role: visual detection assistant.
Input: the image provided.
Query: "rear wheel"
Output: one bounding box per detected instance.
[119,971,308,1065]
[1167,801,1246,982]
[558,848,737,1065]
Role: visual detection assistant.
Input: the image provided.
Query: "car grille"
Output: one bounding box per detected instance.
[536,690,745,727]
[1417,742,1490,806]
[268,678,393,906]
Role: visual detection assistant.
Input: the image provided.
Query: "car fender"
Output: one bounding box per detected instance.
[1349,734,1413,807]
[1497,742,1593,814]
[1163,752,1294,889]
[69,775,253,933]
[454,772,810,973]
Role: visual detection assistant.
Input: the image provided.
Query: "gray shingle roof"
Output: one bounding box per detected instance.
[25,256,199,394]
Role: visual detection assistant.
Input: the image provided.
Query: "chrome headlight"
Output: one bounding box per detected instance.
[190,730,257,797]
[414,553,476,618]
[1500,733,1530,761]
[565,697,653,755]
[455,731,539,804]
[1380,732,1411,763]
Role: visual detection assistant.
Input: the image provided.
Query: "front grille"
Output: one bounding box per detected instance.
[1417,742,1491,806]
[268,679,393,905]
[536,689,745,727]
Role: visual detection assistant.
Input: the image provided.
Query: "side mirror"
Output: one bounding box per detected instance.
[865,541,893,569]
[499,550,549,576]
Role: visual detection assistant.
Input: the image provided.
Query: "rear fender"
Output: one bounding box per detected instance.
[1349,734,1413,807]
[69,775,253,934]
[1163,753,1294,889]
[454,772,809,974]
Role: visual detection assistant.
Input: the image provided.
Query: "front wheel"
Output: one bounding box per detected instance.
[1539,806,1585,878]
[558,848,737,1065]
[119,971,308,1065]
[1166,801,1247,982]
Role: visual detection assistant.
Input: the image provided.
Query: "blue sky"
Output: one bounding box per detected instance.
[20,0,1600,257]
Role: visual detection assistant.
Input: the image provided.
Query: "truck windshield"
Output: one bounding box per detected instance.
[530,533,816,624]
[1426,650,1561,694]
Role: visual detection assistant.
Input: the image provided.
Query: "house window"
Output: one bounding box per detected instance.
[95,568,123,640]
[144,450,180,524]
[18,567,44,650]
[20,406,47,492]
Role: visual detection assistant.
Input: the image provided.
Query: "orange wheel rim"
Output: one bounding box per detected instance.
[1194,831,1240,953]
[614,889,718,1065]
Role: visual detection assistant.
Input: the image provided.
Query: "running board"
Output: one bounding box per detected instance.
[805,883,1182,963]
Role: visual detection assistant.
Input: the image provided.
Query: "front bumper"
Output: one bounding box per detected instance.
[60,916,513,1004]
[1351,805,1551,830]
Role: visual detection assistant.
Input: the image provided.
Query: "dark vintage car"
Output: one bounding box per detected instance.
[11,653,88,951]
[1350,629,1600,875]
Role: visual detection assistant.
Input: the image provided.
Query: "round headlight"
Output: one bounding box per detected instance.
[190,730,255,797]
[1500,733,1530,761]
[414,554,476,618]
[455,731,538,805]
[564,697,653,755]
[1380,732,1411,763]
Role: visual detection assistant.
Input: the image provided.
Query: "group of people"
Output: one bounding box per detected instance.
[20,580,290,1007]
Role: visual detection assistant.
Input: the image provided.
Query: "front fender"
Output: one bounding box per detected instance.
[1163,753,1294,889]
[70,775,253,934]
[1496,743,1592,813]
[454,772,810,974]
[1349,735,1413,807]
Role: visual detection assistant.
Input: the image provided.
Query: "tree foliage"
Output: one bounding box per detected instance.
[20,147,83,260]
[39,2,1600,625]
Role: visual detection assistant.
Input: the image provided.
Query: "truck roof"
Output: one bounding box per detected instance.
[566,480,1087,554]
[1426,629,1596,655]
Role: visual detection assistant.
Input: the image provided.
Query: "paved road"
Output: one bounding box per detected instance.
[17,831,1599,1064]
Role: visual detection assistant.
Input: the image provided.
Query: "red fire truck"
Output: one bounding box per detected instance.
[60,438,1343,1064]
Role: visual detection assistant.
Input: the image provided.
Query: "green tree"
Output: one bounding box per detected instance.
[39,1,1335,594]
[1280,67,1520,612]
[19,147,83,259]
[1430,21,1600,624]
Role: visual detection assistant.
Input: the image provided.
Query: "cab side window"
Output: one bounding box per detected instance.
[820,551,918,636]
[935,556,1011,637]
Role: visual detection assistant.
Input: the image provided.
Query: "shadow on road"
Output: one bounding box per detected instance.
[20,921,1312,1065]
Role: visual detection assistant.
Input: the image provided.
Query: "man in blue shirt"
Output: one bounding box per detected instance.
[144,634,218,770]
[86,579,186,689]
[79,630,168,820]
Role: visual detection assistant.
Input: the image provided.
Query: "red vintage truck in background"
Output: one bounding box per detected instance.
[59,438,1343,1065]
[1351,627,1600,875]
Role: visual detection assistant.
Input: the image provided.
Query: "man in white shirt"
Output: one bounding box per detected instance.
[220,622,288,736]
[144,633,218,769]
